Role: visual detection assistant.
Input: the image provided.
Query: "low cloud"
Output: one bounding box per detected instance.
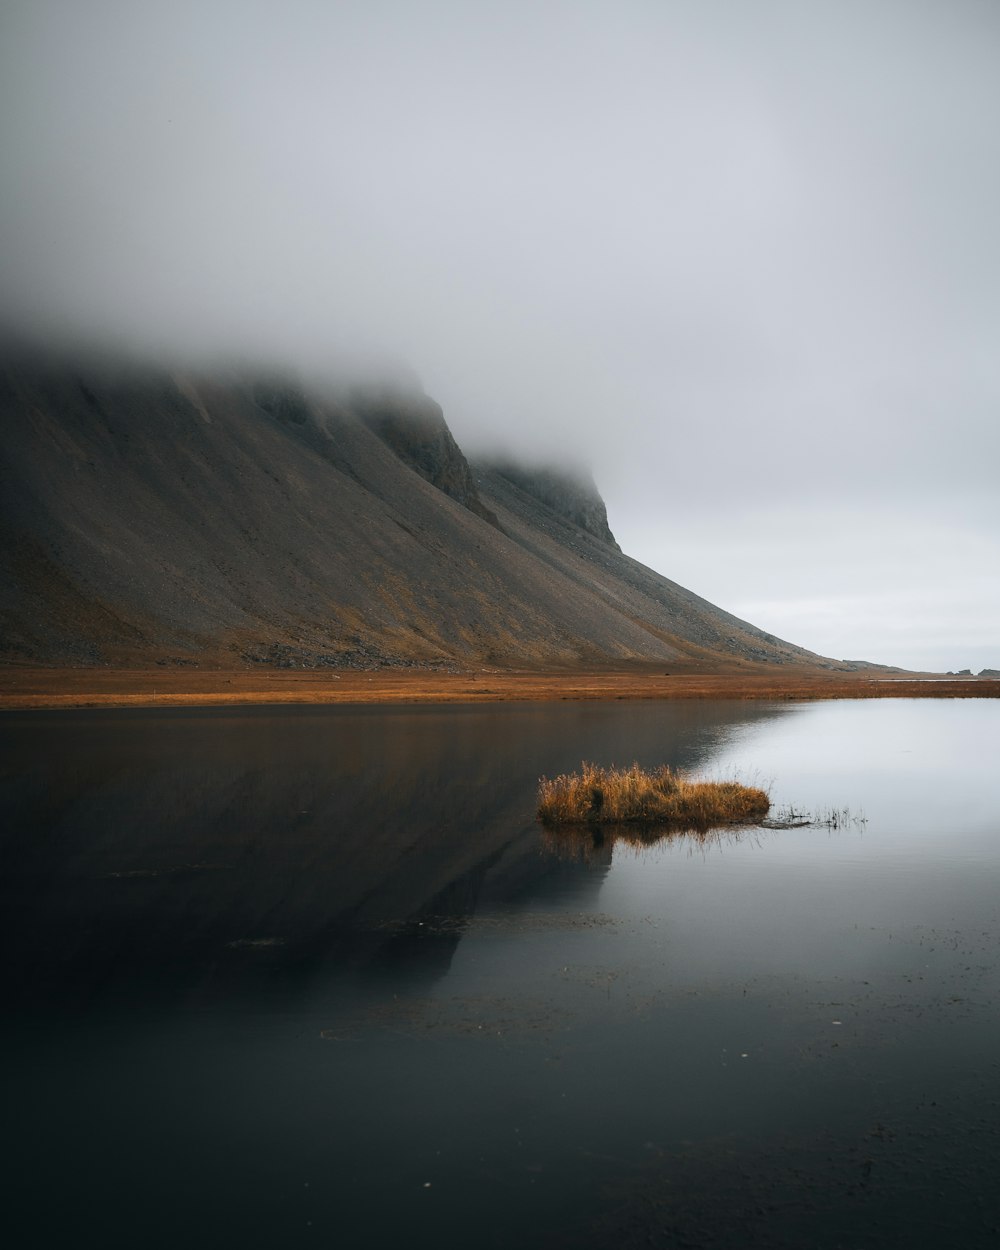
[2,0,998,668]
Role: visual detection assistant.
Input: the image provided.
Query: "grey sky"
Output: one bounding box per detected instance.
[2,0,997,670]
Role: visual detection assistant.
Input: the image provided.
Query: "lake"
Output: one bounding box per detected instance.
[2,698,999,1248]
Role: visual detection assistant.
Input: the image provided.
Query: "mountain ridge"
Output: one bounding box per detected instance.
[0,346,855,672]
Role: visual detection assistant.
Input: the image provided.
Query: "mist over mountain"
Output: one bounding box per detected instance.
[0,345,847,672]
[2,1,998,671]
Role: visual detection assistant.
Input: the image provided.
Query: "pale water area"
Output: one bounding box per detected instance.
[2,698,998,1248]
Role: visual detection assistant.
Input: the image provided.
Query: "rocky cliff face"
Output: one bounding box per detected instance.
[484,461,619,549]
[353,388,500,529]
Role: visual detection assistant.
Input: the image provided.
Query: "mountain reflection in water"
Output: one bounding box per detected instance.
[0,700,781,1010]
[4,698,999,1250]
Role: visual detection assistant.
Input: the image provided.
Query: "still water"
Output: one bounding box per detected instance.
[2,699,999,1248]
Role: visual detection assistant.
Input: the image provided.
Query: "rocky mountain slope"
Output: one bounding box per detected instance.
[0,345,844,671]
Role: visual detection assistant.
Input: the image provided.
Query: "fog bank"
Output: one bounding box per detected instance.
[2,0,997,670]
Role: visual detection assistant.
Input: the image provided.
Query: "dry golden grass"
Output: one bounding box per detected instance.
[1,666,997,711]
[537,762,770,830]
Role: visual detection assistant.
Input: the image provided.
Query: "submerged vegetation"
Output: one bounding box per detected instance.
[537,762,770,831]
[762,804,868,831]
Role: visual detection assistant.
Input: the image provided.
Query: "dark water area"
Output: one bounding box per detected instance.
[2,699,999,1248]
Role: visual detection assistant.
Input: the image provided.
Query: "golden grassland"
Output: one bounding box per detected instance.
[0,665,998,710]
[537,762,771,830]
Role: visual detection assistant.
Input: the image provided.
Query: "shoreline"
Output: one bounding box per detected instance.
[2,666,998,711]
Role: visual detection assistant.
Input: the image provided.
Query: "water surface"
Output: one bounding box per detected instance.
[2,699,998,1248]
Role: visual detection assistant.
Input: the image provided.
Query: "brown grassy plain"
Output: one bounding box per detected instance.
[1,664,996,711]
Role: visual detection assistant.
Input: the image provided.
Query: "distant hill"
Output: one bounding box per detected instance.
[0,346,851,671]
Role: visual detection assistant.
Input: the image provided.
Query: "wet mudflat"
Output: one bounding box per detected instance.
[2,699,999,1248]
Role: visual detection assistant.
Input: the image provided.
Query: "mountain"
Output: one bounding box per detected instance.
[0,346,843,671]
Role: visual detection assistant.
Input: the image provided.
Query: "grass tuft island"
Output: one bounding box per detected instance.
[537,762,770,830]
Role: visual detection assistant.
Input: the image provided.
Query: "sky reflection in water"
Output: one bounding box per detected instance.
[2,698,999,1249]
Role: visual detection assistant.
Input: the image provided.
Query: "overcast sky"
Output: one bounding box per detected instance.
[2,0,997,671]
